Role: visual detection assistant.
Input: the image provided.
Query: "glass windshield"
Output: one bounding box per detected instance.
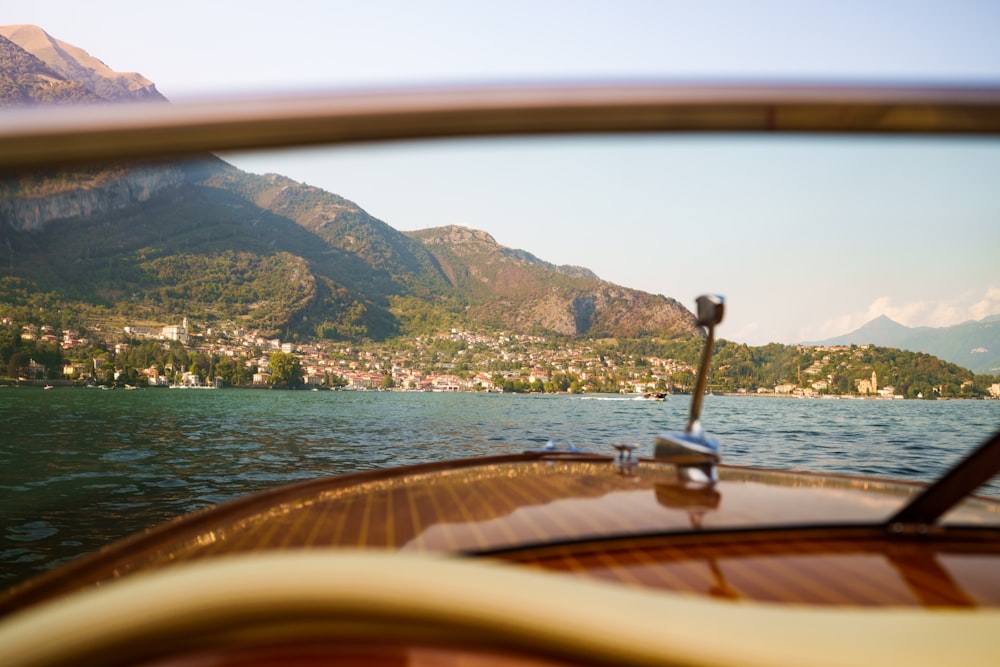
[2,131,998,596]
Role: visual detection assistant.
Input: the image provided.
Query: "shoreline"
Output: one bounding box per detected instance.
[4,381,994,400]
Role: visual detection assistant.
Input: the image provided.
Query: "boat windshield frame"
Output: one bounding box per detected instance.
[1,81,999,517]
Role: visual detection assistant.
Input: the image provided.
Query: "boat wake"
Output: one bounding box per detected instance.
[577,396,665,402]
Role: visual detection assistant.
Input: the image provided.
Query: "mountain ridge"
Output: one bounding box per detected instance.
[407,225,690,336]
[806,314,1000,375]
[0,27,996,398]
[1,161,697,341]
[0,25,165,102]
[0,27,696,342]
[0,31,99,106]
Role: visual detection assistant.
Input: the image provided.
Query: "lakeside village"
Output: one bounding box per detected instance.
[4,316,1000,400]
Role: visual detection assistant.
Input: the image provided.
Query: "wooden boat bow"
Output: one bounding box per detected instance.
[2,81,1000,666]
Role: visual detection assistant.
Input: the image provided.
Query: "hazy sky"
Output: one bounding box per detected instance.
[6,1,1000,344]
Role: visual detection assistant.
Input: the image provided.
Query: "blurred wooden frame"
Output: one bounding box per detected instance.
[1,83,1000,171]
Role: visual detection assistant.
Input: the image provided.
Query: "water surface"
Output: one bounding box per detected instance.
[1,388,997,588]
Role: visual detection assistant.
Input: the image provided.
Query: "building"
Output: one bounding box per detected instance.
[124,326,153,337]
[62,363,88,379]
[177,371,202,387]
[25,359,47,380]
[162,317,189,344]
[856,371,878,396]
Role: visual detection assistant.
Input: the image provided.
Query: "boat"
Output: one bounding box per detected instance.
[639,392,667,401]
[1,85,999,667]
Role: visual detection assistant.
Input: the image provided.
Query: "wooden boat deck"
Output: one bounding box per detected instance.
[3,453,999,616]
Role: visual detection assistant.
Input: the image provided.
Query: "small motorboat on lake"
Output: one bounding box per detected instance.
[0,83,999,667]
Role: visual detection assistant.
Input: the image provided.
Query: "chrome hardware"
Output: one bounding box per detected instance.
[612,442,639,475]
[654,428,719,483]
[612,442,638,461]
[527,439,585,454]
[686,294,724,434]
[654,295,724,483]
[655,481,721,529]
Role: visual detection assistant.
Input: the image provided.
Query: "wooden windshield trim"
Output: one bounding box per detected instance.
[465,523,1000,559]
[1,83,1000,171]
[888,430,1000,528]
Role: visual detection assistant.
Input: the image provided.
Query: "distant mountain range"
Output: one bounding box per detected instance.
[0,26,695,342]
[806,315,1000,375]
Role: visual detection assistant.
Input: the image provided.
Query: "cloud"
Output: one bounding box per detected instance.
[970,287,1000,322]
[803,287,1000,341]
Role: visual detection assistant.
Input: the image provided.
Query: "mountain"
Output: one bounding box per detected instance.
[0,32,100,106]
[0,25,164,103]
[408,226,692,337]
[807,315,1000,375]
[820,315,913,345]
[0,27,695,343]
[0,159,696,341]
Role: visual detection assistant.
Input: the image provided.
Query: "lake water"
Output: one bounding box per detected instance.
[1,387,998,589]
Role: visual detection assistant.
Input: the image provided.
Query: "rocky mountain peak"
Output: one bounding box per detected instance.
[414,225,499,247]
[0,24,165,102]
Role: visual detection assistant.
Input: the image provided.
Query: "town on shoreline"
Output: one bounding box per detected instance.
[3,316,999,400]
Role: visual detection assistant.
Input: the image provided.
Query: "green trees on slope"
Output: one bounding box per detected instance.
[268,351,303,388]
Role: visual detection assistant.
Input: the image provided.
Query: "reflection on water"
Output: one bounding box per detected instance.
[0,389,997,587]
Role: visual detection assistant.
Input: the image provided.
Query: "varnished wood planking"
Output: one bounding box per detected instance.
[3,457,999,616]
[503,538,1000,607]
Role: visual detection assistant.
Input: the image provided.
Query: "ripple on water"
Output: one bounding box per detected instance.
[148,478,189,488]
[7,521,58,542]
[100,449,154,463]
[0,548,47,564]
[104,502,151,511]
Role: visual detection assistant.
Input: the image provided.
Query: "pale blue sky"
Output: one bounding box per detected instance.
[6,1,1000,344]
